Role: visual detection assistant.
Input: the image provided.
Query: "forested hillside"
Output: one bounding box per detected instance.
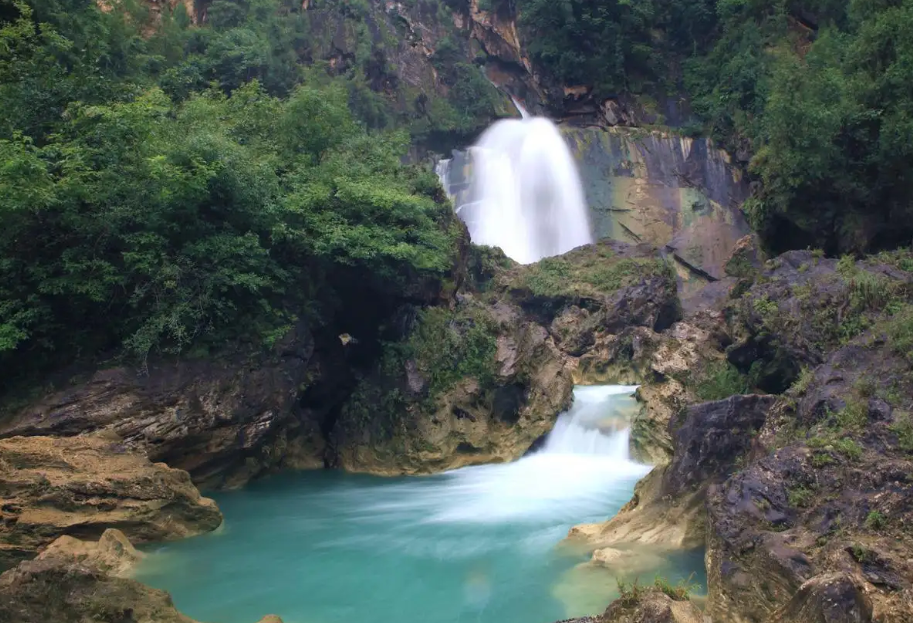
[0,0,485,390]
[498,0,913,253]
[3,0,913,391]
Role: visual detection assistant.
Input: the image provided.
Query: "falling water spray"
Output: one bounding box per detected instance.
[455,114,593,264]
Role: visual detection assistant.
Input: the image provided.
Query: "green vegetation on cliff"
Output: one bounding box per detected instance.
[508,0,913,255]
[0,0,465,387]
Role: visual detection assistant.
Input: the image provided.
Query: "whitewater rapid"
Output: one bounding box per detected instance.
[351,385,650,526]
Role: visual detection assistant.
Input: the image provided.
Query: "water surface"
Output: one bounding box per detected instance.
[137,387,705,623]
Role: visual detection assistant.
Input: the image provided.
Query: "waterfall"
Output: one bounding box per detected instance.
[542,385,640,457]
[413,385,650,524]
[454,116,593,265]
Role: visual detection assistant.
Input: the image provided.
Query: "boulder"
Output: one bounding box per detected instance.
[0,555,200,623]
[0,434,222,569]
[37,529,143,577]
[770,573,873,623]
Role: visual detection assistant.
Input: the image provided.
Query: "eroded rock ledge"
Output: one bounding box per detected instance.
[0,529,282,623]
[0,433,222,570]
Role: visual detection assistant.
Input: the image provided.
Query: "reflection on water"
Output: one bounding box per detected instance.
[135,386,705,623]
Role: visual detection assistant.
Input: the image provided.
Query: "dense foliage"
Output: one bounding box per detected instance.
[513,0,913,254]
[0,0,464,387]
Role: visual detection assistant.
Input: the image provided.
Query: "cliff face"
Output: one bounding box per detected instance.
[438,128,750,299]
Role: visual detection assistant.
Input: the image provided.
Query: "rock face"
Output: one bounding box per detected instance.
[705,341,913,623]
[0,325,321,489]
[556,588,704,623]
[0,434,222,569]
[438,128,750,301]
[0,555,200,623]
[333,293,574,474]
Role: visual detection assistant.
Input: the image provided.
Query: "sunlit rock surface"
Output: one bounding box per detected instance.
[0,433,221,569]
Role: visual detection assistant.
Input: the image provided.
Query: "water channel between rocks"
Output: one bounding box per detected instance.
[136,386,707,623]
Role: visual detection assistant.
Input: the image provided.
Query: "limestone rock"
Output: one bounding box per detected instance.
[333,296,573,475]
[1,322,321,488]
[0,555,201,623]
[565,467,706,552]
[37,529,143,577]
[0,434,222,569]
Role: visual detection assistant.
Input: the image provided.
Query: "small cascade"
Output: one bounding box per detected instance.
[453,115,592,264]
[135,386,696,623]
[542,385,640,457]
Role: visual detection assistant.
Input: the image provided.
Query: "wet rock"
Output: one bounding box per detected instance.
[0,434,222,569]
[589,546,669,578]
[256,617,284,623]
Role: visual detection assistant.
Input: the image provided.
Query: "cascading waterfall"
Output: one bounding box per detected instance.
[452,113,593,265]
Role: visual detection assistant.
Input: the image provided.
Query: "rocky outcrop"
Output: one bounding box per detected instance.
[726,250,912,392]
[500,240,680,334]
[556,588,703,623]
[332,239,682,475]
[0,531,281,623]
[37,529,143,577]
[0,434,222,569]
[705,338,913,623]
[1,324,323,489]
[332,293,573,474]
